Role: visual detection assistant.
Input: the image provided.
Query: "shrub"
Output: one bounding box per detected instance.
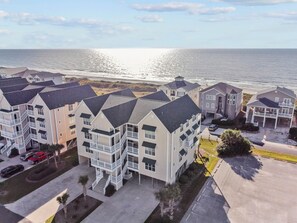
[27,166,56,181]
[241,123,259,132]
[8,148,19,158]
[217,129,252,157]
[179,175,189,184]
[212,118,235,127]
[242,105,247,112]
[289,127,297,140]
[105,184,116,197]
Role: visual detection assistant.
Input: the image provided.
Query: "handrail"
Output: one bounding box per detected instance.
[103,175,111,195]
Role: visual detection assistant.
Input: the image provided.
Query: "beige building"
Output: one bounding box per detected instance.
[159,76,200,104]
[246,86,296,129]
[0,79,95,156]
[75,89,201,194]
[199,82,243,120]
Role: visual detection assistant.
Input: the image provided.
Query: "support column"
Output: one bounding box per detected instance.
[290,111,294,128]
[275,109,279,129]
[139,173,141,185]
[263,108,267,127]
[251,107,255,123]
[246,106,250,122]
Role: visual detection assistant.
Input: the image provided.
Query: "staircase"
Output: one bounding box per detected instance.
[1,141,13,155]
[93,172,111,195]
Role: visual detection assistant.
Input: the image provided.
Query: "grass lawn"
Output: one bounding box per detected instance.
[252,148,297,163]
[0,148,78,204]
[199,139,219,156]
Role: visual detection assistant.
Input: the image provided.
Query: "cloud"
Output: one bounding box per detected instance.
[265,11,297,22]
[132,2,235,15]
[214,0,297,5]
[0,10,134,35]
[136,15,163,23]
[0,29,10,34]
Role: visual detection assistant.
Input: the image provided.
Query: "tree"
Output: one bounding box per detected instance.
[154,184,181,220]
[51,144,64,164]
[40,143,51,165]
[217,129,252,157]
[56,193,69,219]
[78,175,89,201]
[289,127,297,141]
[48,144,58,169]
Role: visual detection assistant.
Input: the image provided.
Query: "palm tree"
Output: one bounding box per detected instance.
[40,143,51,165]
[78,175,89,201]
[56,193,69,219]
[154,188,168,217]
[166,184,181,220]
[48,144,58,169]
[55,144,64,163]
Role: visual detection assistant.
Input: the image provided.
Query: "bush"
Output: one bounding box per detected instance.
[27,166,57,181]
[105,184,116,197]
[8,148,19,158]
[212,118,235,127]
[179,175,189,184]
[241,123,259,132]
[217,129,252,157]
[289,127,297,140]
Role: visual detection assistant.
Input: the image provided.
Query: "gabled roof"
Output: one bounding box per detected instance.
[164,79,200,91]
[0,83,29,93]
[39,85,96,110]
[257,86,296,99]
[31,80,55,87]
[4,87,44,106]
[51,82,80,89]
[102,99,137,128]
[153,95,201,133]
[141,91,170,102]
[0,78,28,88]
[0,76,22,81]
[83,89,136,116]
[0,67,28,76]
[247,95,280,108]
[31,71,65,78]
[200,82,242,95]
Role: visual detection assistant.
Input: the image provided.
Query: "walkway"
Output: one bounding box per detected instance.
[5,164,95,223]
[82,175,163,223]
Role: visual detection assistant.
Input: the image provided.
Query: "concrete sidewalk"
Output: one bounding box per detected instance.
[5,164,95,223]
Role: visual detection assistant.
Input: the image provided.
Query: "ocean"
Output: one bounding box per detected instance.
[0,49,296,93]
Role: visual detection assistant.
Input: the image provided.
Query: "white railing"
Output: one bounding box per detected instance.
[30,134,38,139]
[103,175,111,195]
[278,113,292,117]
[0,118,20,126]
[127,131,138,139]
[90,132,126,154]
[20,111,27,121]
[91,158,121,171]
[279,102,294,108]
[128,161,139,170]
[92,171,103,190]
[29,122,36,128]
[111,173,123,184]
[254,112,277,117]
[265,113,277,117]
[127,146,139,155]
[254,111,265,116]
[23,123,29,134]
[27,110,34,116]
[0,130,22,138]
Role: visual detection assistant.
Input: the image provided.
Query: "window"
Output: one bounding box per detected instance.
[211,103,215,109]
[145,131,155,139]
[83,118,91,125]
[68,104,74,111]
[206,103,209,108]
[180,125,183,132]
[69,116,75,125]
[228,94,236,105]
[283,98,291,104]
[145,147,155,156]
[145,163,155,172]
[39,122,45,128]
[170,90,175,96]
[85,132,92,140]
[37,108,44,115]
[70,129,75,135]
[179,154,182,162]
[192,115,196,122]
[41,133,47,140]
[206,95,215,100]
[85,146,93,154]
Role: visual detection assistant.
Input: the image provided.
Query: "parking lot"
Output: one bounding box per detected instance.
[182,156,297,223]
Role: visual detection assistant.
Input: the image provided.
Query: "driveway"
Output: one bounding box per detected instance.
[5,164,95,223]
[182,156,297,223]
[82,175,164,223]
[0,154,35,183]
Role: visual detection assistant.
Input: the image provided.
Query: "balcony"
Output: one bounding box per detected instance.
[127,131,138,139]
[91,158,121,171]
[0,118,20,126]
[1,130,22,139]
[90,133,126,154]
[31,133,37,139]
[279,102,294,108]
[29,122,36,128]
[278,112,293,118]
[127,146,139,155]
[128,161,139,170]
[111,173,123,184]
[27,110,34,116]
[254,111,277,118]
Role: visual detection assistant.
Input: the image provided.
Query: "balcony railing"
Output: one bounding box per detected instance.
[29,122,36,128]
[90,133,126,154]
[127,146,139,155]
[128,161,139,170]
[1,130,22,138]
[0,118,20,126]
[254,112,277,117]
[279,102,294,108]
[111,173,123,184]
[278,113,292,117]
[127,131,138,139]
[31,134,37,139]
[91,158,121,171]
[27,110,34,116]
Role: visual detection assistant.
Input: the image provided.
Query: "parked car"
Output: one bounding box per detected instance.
[0,165,24,178]
[20,152,33,161]
[208,124,219,132]
[28,151,47,165]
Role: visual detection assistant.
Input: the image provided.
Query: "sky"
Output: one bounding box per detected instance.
[0,0,297,48]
